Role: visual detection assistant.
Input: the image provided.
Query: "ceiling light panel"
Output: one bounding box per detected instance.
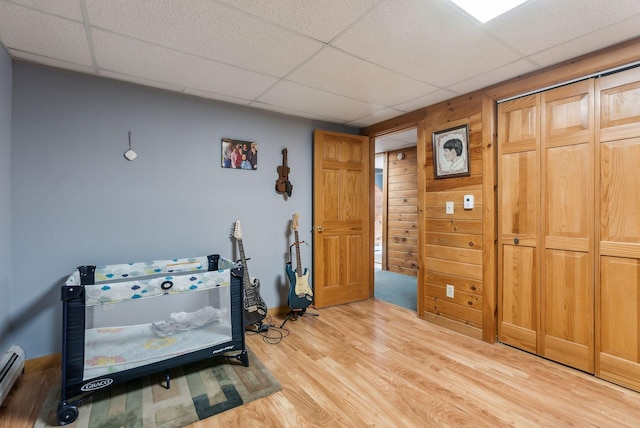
[449,0,529,23]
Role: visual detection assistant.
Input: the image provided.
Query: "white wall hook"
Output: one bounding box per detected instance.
[124,131,137,161]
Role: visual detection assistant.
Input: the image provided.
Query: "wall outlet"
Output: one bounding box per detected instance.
[446,201,454,214]
[446,284,454,298]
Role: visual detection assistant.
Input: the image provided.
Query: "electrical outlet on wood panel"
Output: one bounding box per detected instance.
[446,284,454,298]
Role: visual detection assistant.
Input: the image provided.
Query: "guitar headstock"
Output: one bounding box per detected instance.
[232,220,242,240]
[291,213,300,232]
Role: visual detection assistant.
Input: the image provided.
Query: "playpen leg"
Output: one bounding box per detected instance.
[238,350,249,367]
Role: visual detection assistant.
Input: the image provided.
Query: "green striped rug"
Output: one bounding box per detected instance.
[34,347,280,428]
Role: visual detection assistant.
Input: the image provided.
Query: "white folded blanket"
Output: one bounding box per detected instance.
[152,306,227,337]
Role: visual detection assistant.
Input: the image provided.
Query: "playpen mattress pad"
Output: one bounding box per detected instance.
[83,317,231,379]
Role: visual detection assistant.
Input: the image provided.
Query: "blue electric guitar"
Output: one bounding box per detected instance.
[286,213,313,309]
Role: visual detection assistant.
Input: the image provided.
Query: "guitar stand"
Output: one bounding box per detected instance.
[280,307,319,328]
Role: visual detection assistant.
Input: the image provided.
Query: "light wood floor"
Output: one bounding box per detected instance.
[3,298,640,427]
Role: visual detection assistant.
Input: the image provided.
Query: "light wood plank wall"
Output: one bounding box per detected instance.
[385,148,418,276]
[362,36,640,349]
[422,104,489,341]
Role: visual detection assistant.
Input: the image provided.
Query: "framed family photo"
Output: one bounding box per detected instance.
[432,124,470,179]
[221,138,258,170]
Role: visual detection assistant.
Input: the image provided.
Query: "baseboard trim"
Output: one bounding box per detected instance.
[268,304,292,318]
[422,312,483,341]
[25,353,61,372]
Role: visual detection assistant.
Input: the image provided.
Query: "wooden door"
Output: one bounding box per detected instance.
[497,94,540,354]
[597,67,640,391]
[313,130,371,308]
[539,80,594,373]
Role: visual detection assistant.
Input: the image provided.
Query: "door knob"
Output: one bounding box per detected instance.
[316,225,324,233]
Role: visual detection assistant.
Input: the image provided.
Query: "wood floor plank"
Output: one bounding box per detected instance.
[3,298,640,427]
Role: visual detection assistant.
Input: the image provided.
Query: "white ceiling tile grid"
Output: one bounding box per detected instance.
[1,0,639,152]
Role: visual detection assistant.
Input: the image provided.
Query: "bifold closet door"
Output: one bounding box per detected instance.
[498,80,595,373]
[539,80,594,373]
[597,67,640,391]
[497,94,540,354]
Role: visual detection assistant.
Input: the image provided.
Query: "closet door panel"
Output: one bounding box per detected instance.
[544,89,590,147]
[500,245,537,353]
[498,152,538,352]
[543,249,592,372]
[600,139,640,244]
[499,151,539,243]
[597,66,640,391]
[498,95,539,353]
[600,72,640,142]
[599,256,640,391]
[545,145,591,240]
[540,80,594,372]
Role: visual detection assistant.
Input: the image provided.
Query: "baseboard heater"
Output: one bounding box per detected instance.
[0,345,25,406]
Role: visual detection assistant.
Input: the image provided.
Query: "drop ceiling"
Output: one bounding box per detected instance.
[1,0,640,136]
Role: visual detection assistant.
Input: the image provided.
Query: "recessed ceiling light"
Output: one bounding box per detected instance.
[449,0,529,23]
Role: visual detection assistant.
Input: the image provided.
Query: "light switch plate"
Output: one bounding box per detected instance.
[446,201,454,214]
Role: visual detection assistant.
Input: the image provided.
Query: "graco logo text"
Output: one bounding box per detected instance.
[81,378,113,392]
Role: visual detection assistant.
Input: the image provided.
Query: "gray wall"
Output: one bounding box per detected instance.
[0,46,11,354]
[9,62,357,358]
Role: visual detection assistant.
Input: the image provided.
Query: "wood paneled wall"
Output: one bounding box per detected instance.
[419,95,495,341]
[363,36,640,346]
[385,148,418,276]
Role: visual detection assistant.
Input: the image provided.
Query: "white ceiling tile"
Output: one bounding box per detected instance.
[217,0,378,43]
[258,80,385,122]
[393,89,460,112]
[1,0,639,125]
[332,0,521,87]
[287,46,438,107]
[85,0,323,77]
[487,0,640,57]
[375,128,418,153]
[347,108,407,128]
[97,70,185,94]
[0,2,92,66]
[249,101,343,123]
[11,51,95,75]
[91,30,279,100]
[447,59,539,95]
[183,88,252,107]
[529,14,640,68]
[385,129,417,144]
[8,0,83,21]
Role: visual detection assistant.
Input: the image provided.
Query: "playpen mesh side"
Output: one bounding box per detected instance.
[60,254,245,401]
[82,285,232,380]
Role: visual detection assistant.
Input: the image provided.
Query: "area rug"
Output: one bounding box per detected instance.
[374,269,417,311]
[34,347,280,428]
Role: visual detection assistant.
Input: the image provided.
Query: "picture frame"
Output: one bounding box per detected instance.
[221,138,258,170]
[432,124,470,179]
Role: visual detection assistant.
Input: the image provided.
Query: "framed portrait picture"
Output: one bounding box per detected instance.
[432,124,470,179]
[221,138,258,170]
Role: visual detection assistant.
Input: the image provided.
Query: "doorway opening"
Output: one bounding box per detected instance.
[373,128,418,311]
